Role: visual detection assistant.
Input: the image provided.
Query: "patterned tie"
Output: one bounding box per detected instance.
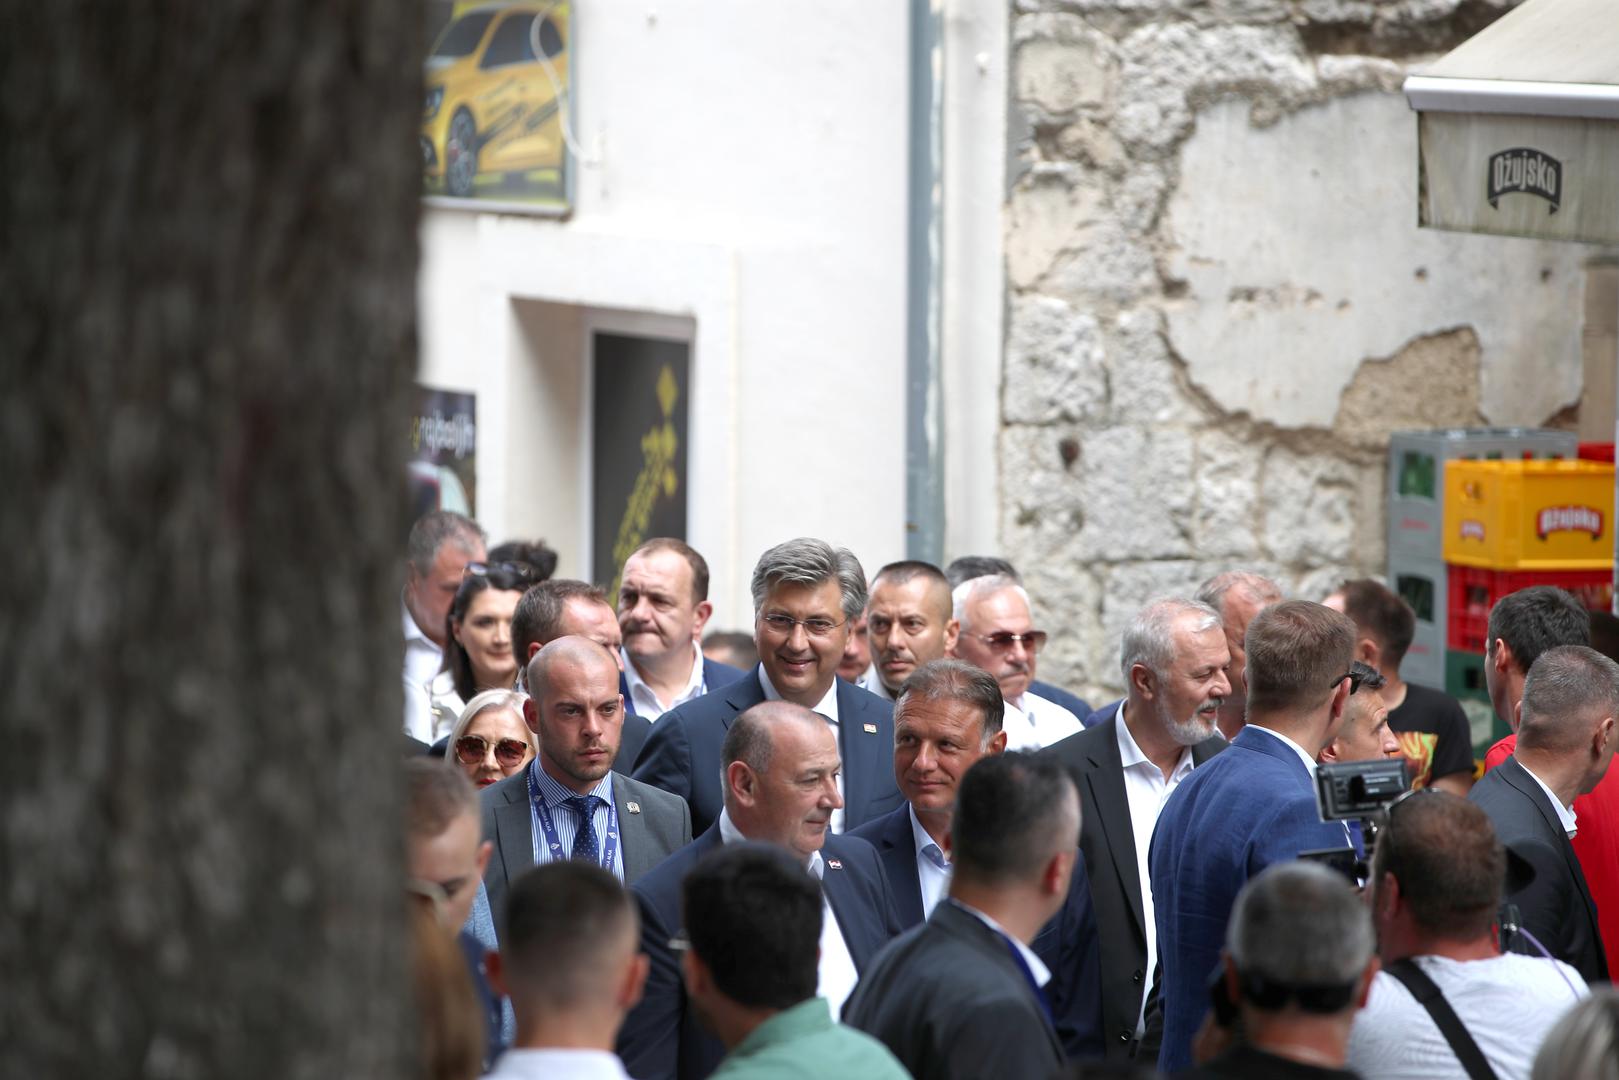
[566,795,601,864]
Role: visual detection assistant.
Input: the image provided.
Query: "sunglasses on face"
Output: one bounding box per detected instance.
[961,630,1048,654]
[454,734,529,768]
[462,561,535,581]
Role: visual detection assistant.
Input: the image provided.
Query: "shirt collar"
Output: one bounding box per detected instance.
[530,759,614,809]
[729,998,834,1058]
[720,808,826,876]
[908,803,950,868]
[1519,760,1579,836]
[1245,724,1320,778]
[1116,702,1196,779]
[947,898,1051,987]
[621,641,706,702]
[758,667,840,724]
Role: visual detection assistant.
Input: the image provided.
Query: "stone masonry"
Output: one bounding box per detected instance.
[1001,0,1588,702]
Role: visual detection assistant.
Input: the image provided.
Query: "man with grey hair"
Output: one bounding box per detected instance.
[1047,596,1230,1059]
[1188,862,1378,1078]
[403,510,487,741]
[1471,644,1618,982]
[633,538,903,837]
[1196,570,1283,740]
[949,574,1084,750]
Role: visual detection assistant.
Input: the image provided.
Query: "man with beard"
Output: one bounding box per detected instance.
[1046,597,1231,1060]
[863,561,959,702]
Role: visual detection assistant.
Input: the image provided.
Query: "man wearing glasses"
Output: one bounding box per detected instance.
[949,574,1083,750]
[632,537,904,837]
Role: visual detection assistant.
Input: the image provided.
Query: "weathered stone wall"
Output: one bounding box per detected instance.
[1002,0,1589,702]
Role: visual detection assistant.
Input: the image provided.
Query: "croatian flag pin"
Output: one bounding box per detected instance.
[863,723,878,734]
[827,859,843,870]
[626,801,642,814]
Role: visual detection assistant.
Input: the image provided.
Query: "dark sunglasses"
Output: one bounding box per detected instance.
[1330,668,1369,696]
[961,630,1048,653]
[462,560,535,581]
[454,734,529,768]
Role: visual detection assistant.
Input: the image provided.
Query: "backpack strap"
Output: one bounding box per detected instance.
[1384,958,1498,1080]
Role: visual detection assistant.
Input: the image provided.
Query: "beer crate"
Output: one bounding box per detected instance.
[1443,648,1505,758]
[1388,555,1447,690]
[1445,564,1614,654]
[1443,459,1616,570]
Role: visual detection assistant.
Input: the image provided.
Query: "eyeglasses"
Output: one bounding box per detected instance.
[454,734,530,768]
[462,561,535,581]
[961,630,1048,654]
[1331,669,1369,696]
[759,613,846,638]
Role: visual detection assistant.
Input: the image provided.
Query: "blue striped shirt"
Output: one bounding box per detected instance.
[528,762,624,880]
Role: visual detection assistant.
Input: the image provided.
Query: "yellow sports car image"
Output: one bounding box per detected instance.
[422,2,571,202]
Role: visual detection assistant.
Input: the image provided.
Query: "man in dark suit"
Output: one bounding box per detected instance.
[615,538,743,720]
[1046,596,1230,1060]
[510,578,654,769]
[481,637,691,932]
[632,537,904,836]
[617,701,903,1080]
[845,752,1079,1079]
[1471,644,1617,983]
[853,659,1104,1059]
[1149,600,1361,1072]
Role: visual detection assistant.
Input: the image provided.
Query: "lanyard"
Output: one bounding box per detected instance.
[526,766,621,876]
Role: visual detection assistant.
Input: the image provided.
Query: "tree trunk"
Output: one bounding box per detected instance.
[0,3,422,1075]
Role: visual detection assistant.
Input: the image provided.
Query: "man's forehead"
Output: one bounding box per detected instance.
[764,578,841,611]
[898,697,983,734]
[626,548,689,588]
[871,576,948,617]
[1174,621,1230,664]
[970,587,1031,626]
[544,653,619,696]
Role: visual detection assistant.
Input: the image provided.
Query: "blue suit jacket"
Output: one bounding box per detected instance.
[617,657,745,718]
[616,826,903,1080]
[630,667,905,836]
[850,803,1106,1061]
[1031,679,1092,725]
[1148,725,1353,1073]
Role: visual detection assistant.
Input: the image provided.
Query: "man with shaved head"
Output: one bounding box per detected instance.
[480,637,692,935]
[619,700,902,1080]
[864,561,959,702]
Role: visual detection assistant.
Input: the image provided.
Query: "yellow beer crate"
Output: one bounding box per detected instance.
[1443,459,1616,570]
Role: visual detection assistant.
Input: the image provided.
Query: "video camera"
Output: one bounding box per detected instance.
[1298,758,1410,884]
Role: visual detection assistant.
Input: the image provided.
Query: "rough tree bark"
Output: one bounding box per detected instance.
[1,3,422,1075]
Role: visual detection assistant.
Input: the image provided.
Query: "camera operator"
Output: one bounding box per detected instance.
[1348,791,1587,1080]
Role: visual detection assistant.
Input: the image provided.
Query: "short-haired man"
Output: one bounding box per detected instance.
[404,510,488,741]
[484,862,648,1080]
[862,561,958,702]
[701,631,757,672]
[1349,792,1587,1080]
[682,845,909,1080]
[1317,660,1401,767]
[1325,578,1474,794]
[845,753,1080,1080]
[617,538,744,722]
[632,538,903,836]
[1195,570,1284,740]
[512,580,651,767]
[1471,645,1616,982]
[949,575,1083,750]
[944,555,1092,718]
[480,638,691,936]
[405,758,504,1069]
[1187,862,1378,1078]
[1046,597,1230,1059]
[1149,600,1362,1071]
[618,702,901,1080]
[852,660,1104,1058]
[837,610,879,692]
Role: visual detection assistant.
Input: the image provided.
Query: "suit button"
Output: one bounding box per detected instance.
[1132,969,1143,983]
[1118,1031,1131,1043]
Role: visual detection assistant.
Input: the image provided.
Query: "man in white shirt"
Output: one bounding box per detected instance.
[402,510,486,742]
[1350,790,1587,1080]
[1046,596,1231,1059]
[949,574,1083,750]
[863,561,959,703]
[484,861,648,1080]
[617,538,740,721]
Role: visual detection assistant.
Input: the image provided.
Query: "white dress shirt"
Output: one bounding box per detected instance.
[1116,703,1195,1034]
[1002,689,1085,751]
[717,809,860,1017]
[402,597,444,742]
[1520,760,1579,837]
[485,1048,633,1080]
[621,642,709,722]
[909,804,952,918]
[758,668,846,834]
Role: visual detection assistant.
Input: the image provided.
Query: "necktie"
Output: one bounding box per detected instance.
[566,795,601,864]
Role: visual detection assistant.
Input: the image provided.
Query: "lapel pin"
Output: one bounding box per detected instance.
[626,801,642,814]
[827,858,843,870]
[863,723,878,734]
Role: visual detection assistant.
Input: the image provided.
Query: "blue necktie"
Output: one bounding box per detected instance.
[566,796,601,863]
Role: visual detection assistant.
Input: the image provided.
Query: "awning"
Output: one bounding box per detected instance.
[1404,0,1619,245]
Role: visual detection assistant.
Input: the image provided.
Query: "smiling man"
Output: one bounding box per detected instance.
[617,539,744,722]
[618,702,902,1080]
[949,574,1083,750]
[632,538,904,837]
[864,561,959,702]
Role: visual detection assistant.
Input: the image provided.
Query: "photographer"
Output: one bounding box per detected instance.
[1348,792,1586,1080]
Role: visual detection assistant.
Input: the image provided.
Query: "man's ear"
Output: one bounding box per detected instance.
[1129,662,1156,702]
[1319,740,1342,765]
[524,697,542,735]
[1355,956,1381,1009]
[1329,677,1352,723]
[624,952,651,1010]
[692,600,714,638]
[475,839,492,877]
[527,641,542,662]
[986,729,1008,756]
[680,948,706,998]
[1492,638,1516,678]
[727,761,755,807]
[1375,871,1400,921]
[1358,636,1381,670]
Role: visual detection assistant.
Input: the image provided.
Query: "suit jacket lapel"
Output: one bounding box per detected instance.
[878,808,926,927]
[1501,759,1603,925]
[820,842,882,969]
[493,779,535,890]
[1086,716,1145,938]
[721,668,769,729]
[613,774,655,881]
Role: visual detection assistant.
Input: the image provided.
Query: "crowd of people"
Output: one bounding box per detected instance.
[399,510,1619,1079]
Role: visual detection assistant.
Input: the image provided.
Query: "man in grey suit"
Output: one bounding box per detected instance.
[844,751,1080,1079]
[1045,596,1229,1059]
[481,637,691,934]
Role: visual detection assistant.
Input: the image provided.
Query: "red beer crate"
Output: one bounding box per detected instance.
[1446,564,1614,654]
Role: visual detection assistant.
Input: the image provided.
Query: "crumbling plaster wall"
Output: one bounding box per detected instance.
[1001,0,1588,702]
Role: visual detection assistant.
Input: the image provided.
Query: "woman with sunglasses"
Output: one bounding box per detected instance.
[450,689,537,788]
[426,561,532,738]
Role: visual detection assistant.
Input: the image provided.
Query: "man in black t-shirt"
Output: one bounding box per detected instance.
[1324,579,1474,795]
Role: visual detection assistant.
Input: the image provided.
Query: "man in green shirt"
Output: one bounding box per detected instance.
[679,843,909,1080]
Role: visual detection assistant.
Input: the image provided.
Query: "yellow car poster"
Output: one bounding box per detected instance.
[422,1,572,212]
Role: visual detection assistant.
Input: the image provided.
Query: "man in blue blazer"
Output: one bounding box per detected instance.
[1148,600,1361,1073]
[852,659,1104,1060]
[617,701,904,1080]
[614,538,744,721]
[633,538,905,836]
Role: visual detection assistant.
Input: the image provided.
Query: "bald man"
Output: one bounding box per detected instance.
[480,637,692,936]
